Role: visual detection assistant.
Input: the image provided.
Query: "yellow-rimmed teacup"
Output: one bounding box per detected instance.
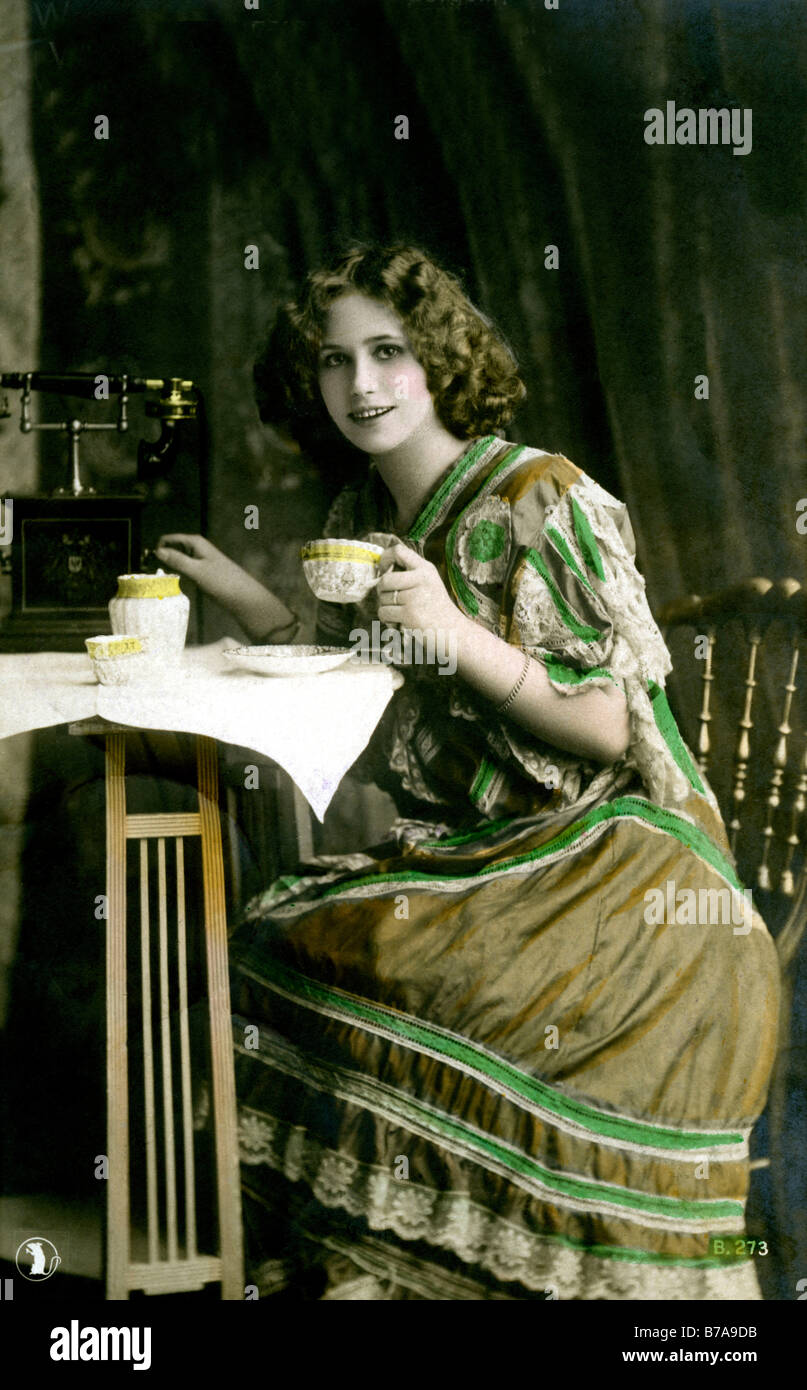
[85,633,154,685]
[301,537,384,603]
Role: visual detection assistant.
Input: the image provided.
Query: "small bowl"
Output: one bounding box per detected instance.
[85,634,154,686]
[300,537,384,603]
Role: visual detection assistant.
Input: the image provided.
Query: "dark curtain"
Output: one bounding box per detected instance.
[207,0,806,608]
[25,0,806,623]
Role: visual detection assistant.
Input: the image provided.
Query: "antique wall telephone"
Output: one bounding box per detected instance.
[0,373,197,650]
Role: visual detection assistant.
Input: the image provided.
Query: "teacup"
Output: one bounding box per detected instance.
[85,633,154,685]
[301,537,384,603]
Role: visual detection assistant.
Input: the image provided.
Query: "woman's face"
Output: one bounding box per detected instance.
[316,293,438,455]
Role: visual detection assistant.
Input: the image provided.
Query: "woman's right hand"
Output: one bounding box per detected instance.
[154,534,238,605]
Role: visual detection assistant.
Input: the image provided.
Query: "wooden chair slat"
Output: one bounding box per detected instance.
[175,838,198,1261]
[157,837,179,1265]
[139,839,159,1267]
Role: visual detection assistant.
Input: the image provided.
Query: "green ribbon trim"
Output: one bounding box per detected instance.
[318,793,743,897]
[408,436,496,542]
[476,443,528,492]
[469,756,497,804]
[648,682,706,795]
[265,874,303,899]
[542,652,618,688]
[571,496,606,581]
[545,526,595,593]
[525,549,602,643]
[419,816,517,848]
[446,552,479,615]
[474,795,744,889]
[239,954,746,1159]
[443,445,529,617]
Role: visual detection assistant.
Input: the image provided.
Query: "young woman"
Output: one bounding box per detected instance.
[157,244,779,1301]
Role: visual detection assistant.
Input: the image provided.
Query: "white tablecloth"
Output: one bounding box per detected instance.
[0,640,403,820]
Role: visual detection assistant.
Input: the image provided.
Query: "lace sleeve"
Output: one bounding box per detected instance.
[504,472,709,810]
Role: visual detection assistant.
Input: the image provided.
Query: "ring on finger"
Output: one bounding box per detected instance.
[392,590,399,606]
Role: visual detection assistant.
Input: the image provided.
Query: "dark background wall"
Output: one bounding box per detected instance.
[17,0,806,634]
[1,0,805,1299]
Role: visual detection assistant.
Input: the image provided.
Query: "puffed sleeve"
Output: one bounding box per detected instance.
[499,469,709,810]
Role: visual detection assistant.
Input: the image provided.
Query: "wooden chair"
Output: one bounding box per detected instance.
[658,576,807,1297]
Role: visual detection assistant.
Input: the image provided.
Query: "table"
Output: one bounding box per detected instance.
[0,640,404,822]
[0,642,402,1298]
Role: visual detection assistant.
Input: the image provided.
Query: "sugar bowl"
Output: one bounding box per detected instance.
[108,570,190,660]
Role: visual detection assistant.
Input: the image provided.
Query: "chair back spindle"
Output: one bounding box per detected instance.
[758,641,800,891]
[696,628,716,774]
[781,735,807,899]
[659,576,807,956]
[729,629,761,856]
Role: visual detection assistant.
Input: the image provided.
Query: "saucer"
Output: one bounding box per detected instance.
[222,644,356,676]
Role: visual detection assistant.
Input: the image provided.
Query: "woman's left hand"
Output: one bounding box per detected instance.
[377,543,467,636]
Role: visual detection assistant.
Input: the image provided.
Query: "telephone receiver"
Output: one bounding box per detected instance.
[138,377,200,484]
[0,372,198,497]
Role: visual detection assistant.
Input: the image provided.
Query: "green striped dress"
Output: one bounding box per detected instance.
[229,436,780,1300]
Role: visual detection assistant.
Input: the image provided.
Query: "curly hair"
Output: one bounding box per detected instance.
[254,243,526,442]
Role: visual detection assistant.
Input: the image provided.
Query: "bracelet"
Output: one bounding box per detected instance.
[496,651,531,715]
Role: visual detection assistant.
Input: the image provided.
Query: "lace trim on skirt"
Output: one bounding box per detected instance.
[237,1106,762,1301]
